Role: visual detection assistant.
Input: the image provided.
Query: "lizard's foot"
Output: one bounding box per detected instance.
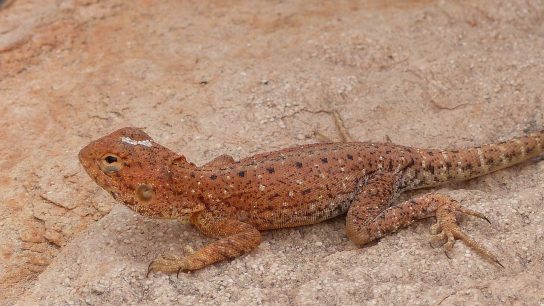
[313,131,334,143]
[147,254,188,277]
[146,245,197,277]
[429,222,447,248]
[383,134,392,143]
[312,110,354,143]
[432,200,502,267]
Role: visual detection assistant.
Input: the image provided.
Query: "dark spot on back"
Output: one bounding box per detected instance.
[238,171,245,177]
[301,188,312,195]
[295,162,303,168]
[210,174,217,180]
[266,167,275,174]
[321,157,328,163]
[347,154,353,160]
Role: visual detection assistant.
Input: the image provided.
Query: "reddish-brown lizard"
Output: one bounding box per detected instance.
[79,127,544,275]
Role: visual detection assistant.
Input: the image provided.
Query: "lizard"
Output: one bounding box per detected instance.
[78,127,544,276]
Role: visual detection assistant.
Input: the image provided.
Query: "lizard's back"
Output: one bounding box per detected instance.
[190,141,413,230]
[187,131,544,230]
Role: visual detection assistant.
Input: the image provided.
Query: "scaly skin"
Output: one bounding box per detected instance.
[79,127,544,275]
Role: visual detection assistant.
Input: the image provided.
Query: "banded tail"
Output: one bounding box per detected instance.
[407,130,544,189]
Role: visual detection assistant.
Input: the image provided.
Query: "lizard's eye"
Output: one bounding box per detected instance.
[100,154,123,173]
[105,155,117,163]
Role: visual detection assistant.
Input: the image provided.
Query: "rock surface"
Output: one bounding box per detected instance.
[1,0,543,305]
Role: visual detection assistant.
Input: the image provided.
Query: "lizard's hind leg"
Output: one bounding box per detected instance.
[347,191,501,266]
[345,172,403,245]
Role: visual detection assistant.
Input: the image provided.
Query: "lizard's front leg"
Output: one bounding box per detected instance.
[347,190,501,266]
[147,212,261,276]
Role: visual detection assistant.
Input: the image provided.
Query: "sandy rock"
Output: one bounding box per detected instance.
[1,0,543,304]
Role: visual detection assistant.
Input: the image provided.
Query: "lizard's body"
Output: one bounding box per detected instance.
[79,127,544,274]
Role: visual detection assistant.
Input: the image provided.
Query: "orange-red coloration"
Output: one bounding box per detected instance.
[79,127,544,274]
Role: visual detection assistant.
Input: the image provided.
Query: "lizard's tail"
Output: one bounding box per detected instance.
[410,130,544,188]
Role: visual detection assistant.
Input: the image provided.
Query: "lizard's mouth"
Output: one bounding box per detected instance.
[107,189,118,200]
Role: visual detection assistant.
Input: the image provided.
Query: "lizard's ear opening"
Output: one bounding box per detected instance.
[100,153,123,174]
[136,183,154,202]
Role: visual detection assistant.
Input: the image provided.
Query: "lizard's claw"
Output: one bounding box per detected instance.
[433,202,503,267]
[177,266,189,278]
[146,254,187,277]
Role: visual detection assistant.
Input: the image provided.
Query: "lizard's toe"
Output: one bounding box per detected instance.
[442,230,456,259]
[436,203,502,267]
[429,230,447,249]
[455,206,491,224]
[183,245,195,254]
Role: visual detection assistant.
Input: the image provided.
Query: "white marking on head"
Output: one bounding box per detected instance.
[121,137,153,147]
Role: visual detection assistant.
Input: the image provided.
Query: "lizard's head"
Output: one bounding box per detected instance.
[79,127,203,218]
